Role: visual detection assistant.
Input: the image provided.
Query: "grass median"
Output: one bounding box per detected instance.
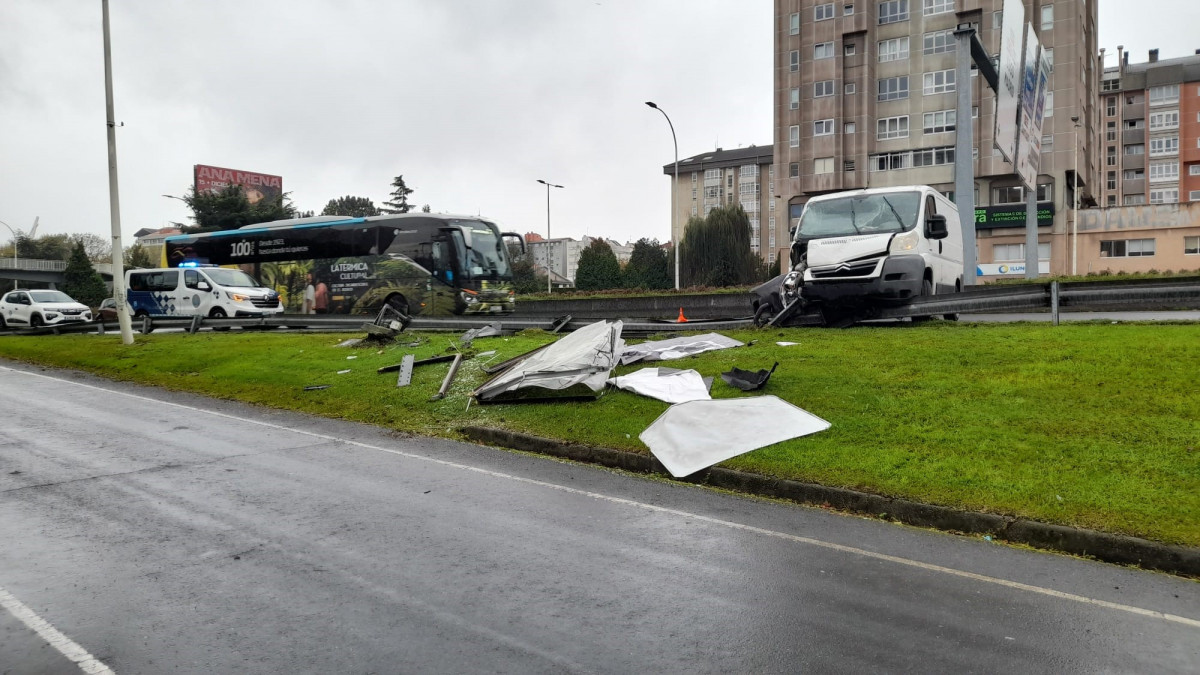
[2,322,1197,547]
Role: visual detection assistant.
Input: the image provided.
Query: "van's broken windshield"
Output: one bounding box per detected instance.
[796,192,921,239]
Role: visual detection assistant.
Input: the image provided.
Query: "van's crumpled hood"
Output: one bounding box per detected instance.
[805,233,891,268]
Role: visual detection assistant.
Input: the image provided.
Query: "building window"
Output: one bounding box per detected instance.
[1107,147,1117,166]
[870,146,954,171]
[1149,111,1180,130]
[845,4,855,15]
[992,10,1002,29]
[814,80,835,97]
[814,42,835,59]
[704,168,721,181]
[923,0,953,15]
[922,110,956,134]
[1185,236,1200,254]
[1101,238,1155,257]
[1106,97,1117,116]
[1149,84,1179,105]
[789,12,800,35]
[814,157,835,174]
[814,119,835,136]
[1124,195,1146,205]
[877,76,909,101]
[878,0,909,24]
[1124,144,1145,155]
[790,88,800,109]
[923,69,955,95]
[845,82,857,95]
[1190,165,1200,176]
[692,172,698,184]
[1123,169,1143,180]
[1149,161,1179,182]
[1124,118,1144,130]
[1102,78,1121,92]
[1106,171,1117,190]
[815,3,836,20]
[876,115,909,140]
[1106,121,1117,142]
[1044,91,1054,117]
[994,243,1051,261]
[845,43,857,56]
[790,50,800,72]
[844,122,856,134]
[923,29,956,55]
[1043,48,1054,73]
[1107,195,1117,206]
[878,37,910,62]
[1149,137,1179,156]
[789,162,800,177]
[1040,4,1054,30]
[1150,189,1179,204]
[993,184,1052,204]
[789,125,800,148]
[1042,134,1053,154]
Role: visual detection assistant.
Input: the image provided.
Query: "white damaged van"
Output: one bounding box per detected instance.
[126,266,283,319]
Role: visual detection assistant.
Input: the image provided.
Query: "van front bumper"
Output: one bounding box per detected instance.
[804,255,925,304]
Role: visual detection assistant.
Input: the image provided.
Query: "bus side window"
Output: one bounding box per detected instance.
[432,239,453,283]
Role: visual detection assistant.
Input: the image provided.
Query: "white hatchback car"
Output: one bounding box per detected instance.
[0,289,93,329]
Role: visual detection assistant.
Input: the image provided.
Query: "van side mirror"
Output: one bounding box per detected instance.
[788,225,797,238]
[926,214,949,240]
[196,281,211,292]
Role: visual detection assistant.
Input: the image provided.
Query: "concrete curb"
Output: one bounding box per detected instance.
[460,426,1200,578]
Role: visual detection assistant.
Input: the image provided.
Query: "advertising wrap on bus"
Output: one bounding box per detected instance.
[163,214,523,316]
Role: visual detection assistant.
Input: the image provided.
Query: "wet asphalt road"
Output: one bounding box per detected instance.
[0,362,1197,674]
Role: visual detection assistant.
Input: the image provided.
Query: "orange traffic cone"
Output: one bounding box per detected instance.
[676,307,688,323]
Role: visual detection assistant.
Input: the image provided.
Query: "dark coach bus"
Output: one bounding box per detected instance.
[163,214,525,316]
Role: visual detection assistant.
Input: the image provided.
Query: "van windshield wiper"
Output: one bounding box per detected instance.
[847,200,862,235]
[881,197,906,229]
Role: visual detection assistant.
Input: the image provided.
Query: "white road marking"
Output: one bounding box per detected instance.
[4,365,1199,631]
[0,586,116,675]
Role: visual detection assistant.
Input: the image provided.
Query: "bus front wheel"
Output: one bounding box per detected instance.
[385,294,410,317]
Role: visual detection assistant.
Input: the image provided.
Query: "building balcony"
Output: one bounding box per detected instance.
[1122,103,1145,121]
[1122,128,1146,145]
[1121,178,1146,194]
[1122,154,1145,170]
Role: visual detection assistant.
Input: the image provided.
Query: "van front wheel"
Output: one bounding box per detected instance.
[209,307,230,331]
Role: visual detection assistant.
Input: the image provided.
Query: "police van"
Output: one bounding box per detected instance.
[126,265,283,319]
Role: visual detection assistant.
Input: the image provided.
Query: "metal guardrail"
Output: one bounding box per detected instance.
[2,277,1198,337]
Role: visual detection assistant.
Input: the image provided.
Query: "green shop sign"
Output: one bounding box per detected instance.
[974,202,1055,229]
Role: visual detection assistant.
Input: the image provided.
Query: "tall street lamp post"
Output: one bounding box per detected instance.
[645,101,680,290]
[1070,115,1081,276]
[536,179,563,294]
[0,217,38,291]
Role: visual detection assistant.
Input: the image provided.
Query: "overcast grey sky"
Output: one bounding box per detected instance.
[0,1,1192,248]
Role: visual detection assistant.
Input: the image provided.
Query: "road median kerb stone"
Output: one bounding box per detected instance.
[459,426,1200,578]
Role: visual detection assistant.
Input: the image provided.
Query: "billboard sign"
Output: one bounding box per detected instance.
[1014,24,1050,190]
[977,261,1050,276]
[194,164,283,205]
[993,0,1025,164]
[974,202,1055,229]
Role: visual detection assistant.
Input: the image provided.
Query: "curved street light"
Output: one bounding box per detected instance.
[536,179,564,294]
[645,101,680,290]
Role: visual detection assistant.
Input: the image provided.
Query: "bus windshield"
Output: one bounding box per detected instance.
[459,222,511,281]
[203,269,262,288]
[797,192,921,239]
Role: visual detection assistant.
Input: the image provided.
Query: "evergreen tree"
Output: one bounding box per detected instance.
[574,239,622,291]
[767,249,783,278]
[678,203,759,288]
[125,243,154,269]
[622,238,672,289]
[321,195,381,218]
[506,244,545,294]
[177,185,299,232]
[16,233,74,261]
[61,241,109,306]
[381,175,414,214]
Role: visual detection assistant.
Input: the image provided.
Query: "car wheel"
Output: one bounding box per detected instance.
[911,278,934,324]
[209,307,230,331]
[30,314,43,328]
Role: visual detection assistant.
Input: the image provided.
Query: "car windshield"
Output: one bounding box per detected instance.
[457,221,511,281]
[203,269,262,288]
[796,192,921,239]
[29,290,75,303]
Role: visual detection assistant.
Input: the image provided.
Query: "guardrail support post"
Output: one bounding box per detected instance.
[1050,281,1060,326]
[140,315,152,335]
[188,315,202,334]
[96,320,105,336]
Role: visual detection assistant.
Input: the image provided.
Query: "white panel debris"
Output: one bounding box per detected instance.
[473,320,625,402]
[639,396,830,477]
[619,333,744,365]
[607,367,712,404]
